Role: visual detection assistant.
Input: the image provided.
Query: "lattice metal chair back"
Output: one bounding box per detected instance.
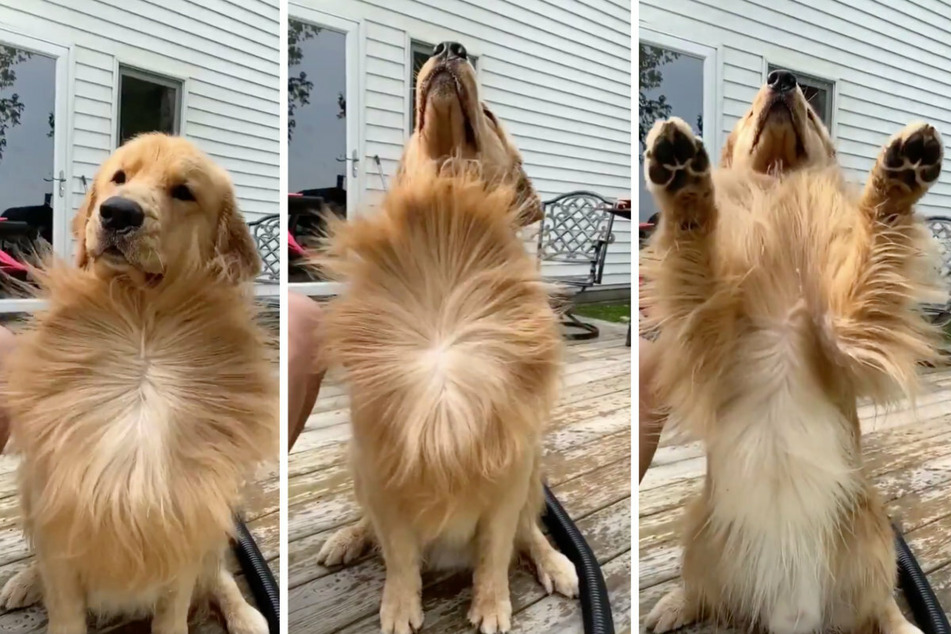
[248,214,280,285]
[537,191,616,340]
[537,191,615,287]
[925,216,951,324]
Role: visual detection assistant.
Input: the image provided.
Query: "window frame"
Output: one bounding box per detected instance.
[765,62,837,137]
[115,65,184,147]
[406,38,480,135]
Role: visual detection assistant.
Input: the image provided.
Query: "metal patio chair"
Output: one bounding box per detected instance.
[249,214,280,286]
[925,216,951,325]
[537,191,616,340]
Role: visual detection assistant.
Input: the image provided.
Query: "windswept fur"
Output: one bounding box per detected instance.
[313,165,578,633]
[0,134,276,634]
[642,110,942,634]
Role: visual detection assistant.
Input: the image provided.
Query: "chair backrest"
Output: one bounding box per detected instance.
[537,191,615,284]
[248,213,280,284]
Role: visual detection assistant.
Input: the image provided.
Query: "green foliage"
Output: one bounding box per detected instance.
[0,46,33,162]
[288,19,321,141]
[639,44,680,157]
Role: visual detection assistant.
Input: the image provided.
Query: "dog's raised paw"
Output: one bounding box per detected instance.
[468,594,512,634]
[880,122,943,192]
[316,522,370,567]
[644,117,710,195]
[644,586,694,633]
[0,566,42,609]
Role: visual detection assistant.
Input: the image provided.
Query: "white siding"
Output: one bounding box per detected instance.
[0,0,279,227]
[296,0,633,289]
[641,0,951,218]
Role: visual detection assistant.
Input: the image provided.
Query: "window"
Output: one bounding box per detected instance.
[767,64,834,130]
[117,66,181,146]
[409,40,478,133]
[638,42,706,222]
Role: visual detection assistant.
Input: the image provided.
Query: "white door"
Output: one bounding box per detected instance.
[288,4,361,297]
[0,28,69,312]
[638,29,717,224]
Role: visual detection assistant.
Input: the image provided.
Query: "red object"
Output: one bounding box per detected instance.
[288,231,305,256]
[0,249,27,273]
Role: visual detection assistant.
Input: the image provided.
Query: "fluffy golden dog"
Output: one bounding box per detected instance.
[0,133,277,634]
[313,164,578,634]
[399,41,543,227]
[641,71,942,634]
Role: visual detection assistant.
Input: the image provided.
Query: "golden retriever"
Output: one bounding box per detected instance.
[640,70,942,634]
[313,163,579,634]
[0,133,277,634]
[399,41,543,227]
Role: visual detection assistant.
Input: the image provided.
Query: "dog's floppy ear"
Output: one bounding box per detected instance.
[719,130,736,168]
[71,178,97,268]
[481,103,543,226]
[216,188,261,284]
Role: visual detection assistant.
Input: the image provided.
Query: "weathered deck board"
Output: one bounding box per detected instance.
[0,373,280,633]
[289,319,632,633]
[638,367,951,633]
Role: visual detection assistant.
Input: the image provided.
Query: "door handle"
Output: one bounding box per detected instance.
[335,150,359,177]
[43,170,66,197]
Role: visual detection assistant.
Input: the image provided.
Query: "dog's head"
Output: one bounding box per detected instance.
[406,42,542,225]
[721,69,836,172]
[73,133,260,284]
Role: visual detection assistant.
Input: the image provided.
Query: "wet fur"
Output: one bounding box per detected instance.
[1,135,276,633]
[641,84,941,634]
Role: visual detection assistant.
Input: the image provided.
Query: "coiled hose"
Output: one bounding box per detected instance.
[894,522,950,634]
[542,483,615,634]
[232,516,280,634]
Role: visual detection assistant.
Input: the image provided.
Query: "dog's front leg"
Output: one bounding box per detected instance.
[39,557,87,634]
[152,571,197,634]
[643,117,718,323]
[213,567,268,634]
[468,485,527,634]
[374,517,423,634]
[830,123,943,375]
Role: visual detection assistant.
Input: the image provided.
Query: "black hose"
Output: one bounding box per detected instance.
[542,483,615,634]
[893,521,951,634]
[231,516,280,634]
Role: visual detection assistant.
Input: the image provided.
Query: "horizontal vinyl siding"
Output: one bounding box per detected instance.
[296,0,632,288]
[0,0,279,228]
[641,0,951,218]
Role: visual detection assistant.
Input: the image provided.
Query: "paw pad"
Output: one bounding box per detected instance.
[645,118,710,193]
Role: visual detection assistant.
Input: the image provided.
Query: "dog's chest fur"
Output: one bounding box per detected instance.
[704,325,863,628]
[7,272,276,601]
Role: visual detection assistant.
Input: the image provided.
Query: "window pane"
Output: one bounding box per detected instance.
[766,65,833,129]
[287,18,347,283]
[638,43,704,223]
[0,45,55,279]
[118,72,178,144]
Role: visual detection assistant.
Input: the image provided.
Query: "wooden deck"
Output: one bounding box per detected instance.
[288,319,633,633]
[638,367,951,633]
[0,358,280,633]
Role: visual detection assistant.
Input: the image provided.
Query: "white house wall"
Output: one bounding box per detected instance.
[297,0,633,289]
[641,0,951,218]
[0,0,280,231]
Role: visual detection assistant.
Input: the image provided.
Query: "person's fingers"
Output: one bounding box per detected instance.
[287,293,325,451]
[0,324,16,455]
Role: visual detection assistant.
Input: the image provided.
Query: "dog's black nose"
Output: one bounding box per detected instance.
[767,69,797,94]
[432,41,467,61]
[99,196,144,232]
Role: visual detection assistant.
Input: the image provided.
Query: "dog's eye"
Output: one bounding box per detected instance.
[112,170,126,184]
[170,184,195,201]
